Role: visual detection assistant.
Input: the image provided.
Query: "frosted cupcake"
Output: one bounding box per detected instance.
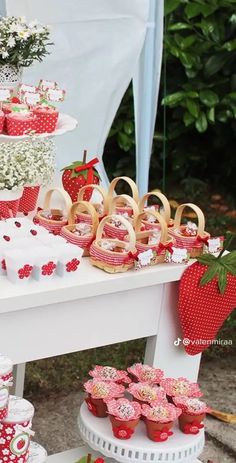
[142,399,182,442]
[127,363,164,384]
[106,398,141,439]
[33,104,59,133]
[173,396,210,434]
[84,379,125,417]
[89,365,131,384]
[6,110,36,136]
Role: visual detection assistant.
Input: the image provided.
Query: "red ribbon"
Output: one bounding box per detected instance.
[74,157,99,185]
[157,242,173,255]
[196,235,209,245]
[124,251,139,264]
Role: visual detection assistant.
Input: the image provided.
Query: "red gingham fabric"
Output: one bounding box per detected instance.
[168,229,202,251]
[18,186,40,213]
[104,222,129,241]
[143,223,161,231]
[76,213,92,224]
[115,206,133,217]
[90,242,133,266]
[60,228,94,250]
[0,199,20,219]
[37,216,68,235]
[33,109,58,134]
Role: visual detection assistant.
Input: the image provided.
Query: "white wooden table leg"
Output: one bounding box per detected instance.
[12,363,26,397]
[144,281,201,381]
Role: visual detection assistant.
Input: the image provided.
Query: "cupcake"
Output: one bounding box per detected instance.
[106,398,141,439]
[173,396,210,434]
[127,363,164,384]
[89,365,131,384]
[33,104,59,134]
[84,379,125,417]
[6,111,36,136]
[142,399,182,442]
[2,102,28,114]
[127,382,166,405]
[0,110,4,133]
[160,377,202,402]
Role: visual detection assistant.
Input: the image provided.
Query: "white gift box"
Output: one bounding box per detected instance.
[5,248,35,285]
[56,243,83,277]
[32,246,58,281]
[37,233,66,247]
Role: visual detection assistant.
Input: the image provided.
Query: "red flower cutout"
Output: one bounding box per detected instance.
[183,421,204,435]
[41,261,56,276]
[1,259,6,271]
[112,425,134,440]
[85,397,98,416]
[153,428,173,442]
[94,459,105,463]
[66,258,80,272]
[18,264,33,279]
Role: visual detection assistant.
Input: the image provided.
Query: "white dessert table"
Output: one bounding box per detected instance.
[0,258,202,461]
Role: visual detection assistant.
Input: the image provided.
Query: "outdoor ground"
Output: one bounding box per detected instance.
[24,326,236,462]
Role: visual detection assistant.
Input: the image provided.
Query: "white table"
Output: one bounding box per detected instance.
[0,258,202,461]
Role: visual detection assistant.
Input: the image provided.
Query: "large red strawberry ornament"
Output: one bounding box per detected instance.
[61,150,100,203]
[178,233,236,355]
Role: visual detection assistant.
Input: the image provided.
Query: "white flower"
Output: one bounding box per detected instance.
[1,49,9,58]
[5,427,13,434]
[18,30,30,40]
[2,449,9,455]
[0,438,5,444]
[29,20,38,28]
[7,36,16,48]
[10,456,16,460]
[9,23,24,34]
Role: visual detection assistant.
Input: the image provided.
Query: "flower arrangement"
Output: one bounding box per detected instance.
[173,397,210,415]
[89,365,131,384]
[142,399,182,423]
[127,363,164,384]
[0,137,55,191]
[83,379,124,400]
[127,382,166,403]
[160,377,202,398]
[0,16,52,67]
[106,398,141,421]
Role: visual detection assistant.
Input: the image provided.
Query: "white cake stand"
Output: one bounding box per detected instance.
[28,441,47,463]
[78,403,204,463]
[0,113,78,143]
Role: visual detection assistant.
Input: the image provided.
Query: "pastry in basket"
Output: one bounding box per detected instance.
[139,191,172,230]
[168,203,210,257]
[77,184,108,223]
[108,176,139,216]
[34,188,72,235]
[90,214,137,273]
[33,103,59,133]
[60,201,99,256]
[104,194,139,241]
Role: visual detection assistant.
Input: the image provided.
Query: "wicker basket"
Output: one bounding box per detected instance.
[90,215,137,273]
[168,203,210,258]
[60,201,99,256]
[108,176,139,216]
[104,194,139,240]
[139,191,172,230]
[135,210,174,265]
[76,184,108,223]
[34,188,72,235]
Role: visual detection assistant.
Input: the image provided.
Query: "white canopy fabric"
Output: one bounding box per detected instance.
[4,0,164,194]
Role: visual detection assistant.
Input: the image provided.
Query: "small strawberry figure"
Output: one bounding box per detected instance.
[178,233,236,355]
[61,150,100,203]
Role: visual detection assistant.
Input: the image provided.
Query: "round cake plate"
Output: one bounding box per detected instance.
[0,113,78,142]
[78,403,204,463]
[28,441,47,463]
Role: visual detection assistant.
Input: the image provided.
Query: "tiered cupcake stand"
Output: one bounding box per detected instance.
[77,402,204,463]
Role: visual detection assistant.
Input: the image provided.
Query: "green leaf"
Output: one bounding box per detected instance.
[186,98,200,118]
[162,91,185,106]
[207,107,215,123]
[123,121,134,135]
[223,39,236,52]
[185,3,217,19]
[217,266,228,294]
[200,263,220,287]
[195,112,208,132]
[164,0,179,15]
[197,254,217,265]
[183,111,195,127]
[204,53,229,77]
[199,90,219,107]
[168,23,192,31]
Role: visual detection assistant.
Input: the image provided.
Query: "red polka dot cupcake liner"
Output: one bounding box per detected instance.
[32,110,59,134]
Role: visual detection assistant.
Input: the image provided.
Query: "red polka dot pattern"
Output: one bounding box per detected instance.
[18,186,40,214]
[0,199,20,219]
[178,261,236,355]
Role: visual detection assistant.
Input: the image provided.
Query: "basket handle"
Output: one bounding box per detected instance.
[43,188,72,213]
[77,184,109,215]
[139,191,171,224]
[135,210,168,244]
[109,194,140,219]
[174,203,205,236]
[108,176,139,203]
[96,215,136,252]
[68,201,99,234]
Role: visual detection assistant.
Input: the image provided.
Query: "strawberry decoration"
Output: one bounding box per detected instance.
[61,150,100,203]
[178,233,236,355]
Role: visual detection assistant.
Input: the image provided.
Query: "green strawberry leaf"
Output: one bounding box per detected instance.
[197,254,217,265]
[221,262,236,276]
[217,265,228,294]
[200,262,220,287]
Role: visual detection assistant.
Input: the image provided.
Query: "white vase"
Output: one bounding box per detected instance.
[0,64,23,91]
